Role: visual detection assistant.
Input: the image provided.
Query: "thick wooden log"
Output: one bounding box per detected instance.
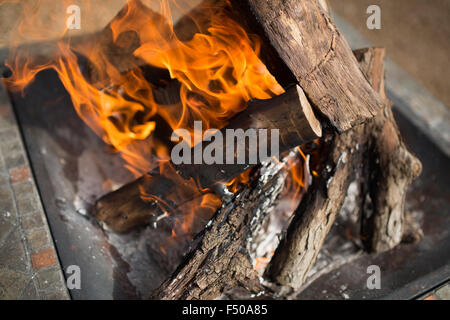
[354,48,423,253]
[175,85,322,187]
[229,0,385,132]
[151,153,294,299]
[94,85,322,233]
[266,118,365,289]
[266,47,422,289]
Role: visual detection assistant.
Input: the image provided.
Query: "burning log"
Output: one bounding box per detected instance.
[147,47,422,299]
[86,0,227,85]
[267,48,423,290]
[94,85,322,233]
[151,154,295,299]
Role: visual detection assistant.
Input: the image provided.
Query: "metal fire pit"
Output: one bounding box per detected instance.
[5,66,450,300]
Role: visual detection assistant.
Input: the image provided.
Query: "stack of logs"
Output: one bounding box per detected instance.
[89,0,422,299]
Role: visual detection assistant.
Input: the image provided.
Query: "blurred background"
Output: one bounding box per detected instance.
[328,0,450,109]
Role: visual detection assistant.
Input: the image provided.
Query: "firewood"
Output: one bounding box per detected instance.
[94,85,322,233]
[151,47,395,299]
[151,152,296,299]
[266,48,422,289]
[266,121,366,289]
[354,49,423,253]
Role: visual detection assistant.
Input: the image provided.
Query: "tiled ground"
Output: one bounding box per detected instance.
[0,81,69,300]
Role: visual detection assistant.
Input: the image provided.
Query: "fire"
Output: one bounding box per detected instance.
[291,147,308,198]
[254,251,274,275]
[224,168,252,194]
[4,0,284,174]
[2,0,309,247]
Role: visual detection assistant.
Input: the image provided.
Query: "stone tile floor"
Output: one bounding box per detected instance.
[0,81,69,300]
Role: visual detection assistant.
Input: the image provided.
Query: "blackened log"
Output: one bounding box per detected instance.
[266,118,366,289]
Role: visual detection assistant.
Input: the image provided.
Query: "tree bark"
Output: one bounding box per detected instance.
[354,49,423,253]
[229,0,384,132]
[266,120,365,289]
[151,153,296,299]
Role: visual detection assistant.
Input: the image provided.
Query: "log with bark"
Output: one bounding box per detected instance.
[151,153,296,299]
[266,47,423,290]
[354,48,423,253]
[95,85,322,233]
[228,0,385,132]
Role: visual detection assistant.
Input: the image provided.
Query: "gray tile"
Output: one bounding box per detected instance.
[0,172,8,184]
[435,283,450,300]
[21,211,45,231]
[41,288,70,300]
[17,197,40,215]
[0,229,29,273]
[0,186,16,221]
[0,128,21,145]
[0,198,15,216]
[0,210,17,244]
[4,153,26,170]
[0,138,23,156]
[0,267,30,300]
[0,184,12,199]
[0,111,16,134]
[36,267,64,291]
[12,181,36,201]
[0,155,5,173]
[19,280,39,300]
[25,228,50,251]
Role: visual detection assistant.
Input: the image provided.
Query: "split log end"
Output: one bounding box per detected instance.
[293,85,323,141]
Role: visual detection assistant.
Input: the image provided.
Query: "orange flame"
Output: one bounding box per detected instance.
[254,251,274,275]
[2,0,310,249]
[4,0,284,175]
[224,168,252,194]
